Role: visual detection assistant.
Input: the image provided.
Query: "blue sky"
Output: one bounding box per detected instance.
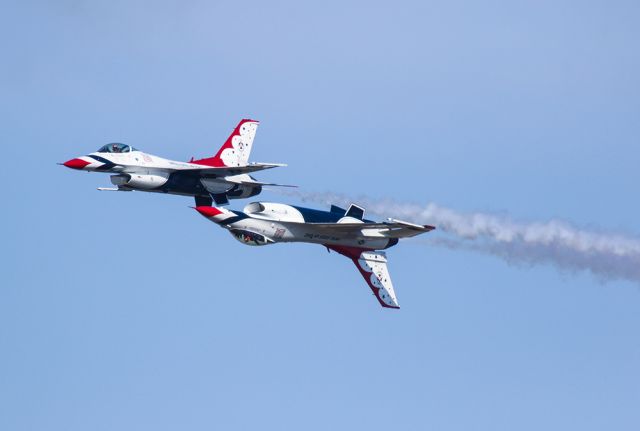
[1,1,639,429]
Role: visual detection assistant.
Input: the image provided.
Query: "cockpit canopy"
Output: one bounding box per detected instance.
[96,143,137,153]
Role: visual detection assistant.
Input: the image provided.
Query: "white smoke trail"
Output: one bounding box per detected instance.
[279,190,640,283]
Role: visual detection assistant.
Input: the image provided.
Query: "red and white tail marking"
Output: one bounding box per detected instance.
[327,245,400,309]
[192,119,259,168]
[355,251,399,309]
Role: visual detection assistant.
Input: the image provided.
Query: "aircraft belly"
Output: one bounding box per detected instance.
[226,219,291,243]
[158,172,209,196]
[200,178,234,194]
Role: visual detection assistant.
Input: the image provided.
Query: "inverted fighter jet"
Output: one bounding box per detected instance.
[194,202,435,309]
[61,119,289,205]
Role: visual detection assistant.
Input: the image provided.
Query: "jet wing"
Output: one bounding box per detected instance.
[304,221,435,238]
[177,162,286,177]
[327,246,399,309]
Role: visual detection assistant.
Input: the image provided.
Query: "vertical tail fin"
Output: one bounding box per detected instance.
[326,245,400,309]
[192,119,259,167]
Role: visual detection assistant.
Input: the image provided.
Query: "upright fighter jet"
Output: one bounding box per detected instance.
[194,201,435,308]
[61,119,289,205]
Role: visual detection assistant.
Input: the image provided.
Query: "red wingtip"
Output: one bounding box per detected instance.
[194,206,223,218]
[62,158,91,170]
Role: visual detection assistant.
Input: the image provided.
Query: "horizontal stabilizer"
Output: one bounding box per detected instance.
[387,218,435,231]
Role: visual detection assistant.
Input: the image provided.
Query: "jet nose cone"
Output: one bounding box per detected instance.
[62,158,90,170]
[194,206,223,218]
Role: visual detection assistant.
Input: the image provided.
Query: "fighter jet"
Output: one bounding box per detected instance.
[61,119,290,205]
[194,202,435,308]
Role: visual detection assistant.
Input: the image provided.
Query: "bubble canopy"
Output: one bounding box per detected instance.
[96,143,138,153]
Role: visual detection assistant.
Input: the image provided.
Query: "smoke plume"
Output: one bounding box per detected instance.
[280,190,640,283]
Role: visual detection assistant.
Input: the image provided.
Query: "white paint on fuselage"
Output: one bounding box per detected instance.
[85,150,206,173]
[243,202,305,223]
[225,216,391,249]
[79,150,233,194]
